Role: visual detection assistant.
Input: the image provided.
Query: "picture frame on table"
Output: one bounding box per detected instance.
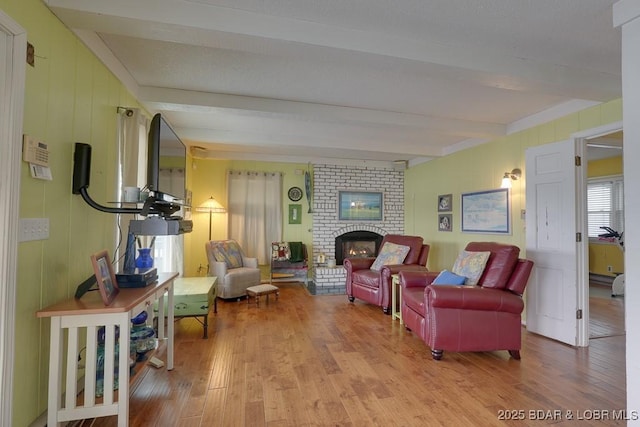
[90,249,119,305]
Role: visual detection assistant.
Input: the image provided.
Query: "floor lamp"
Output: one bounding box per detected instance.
[196,196,227,240]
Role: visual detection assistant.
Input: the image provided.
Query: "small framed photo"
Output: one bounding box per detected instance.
[438,214,452,232]
[90,249,119,305]
[289,204,302,224]
[438,194,452,212]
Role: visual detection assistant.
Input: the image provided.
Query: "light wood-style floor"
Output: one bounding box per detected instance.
[589,283,625,339]
[87,283,626,426]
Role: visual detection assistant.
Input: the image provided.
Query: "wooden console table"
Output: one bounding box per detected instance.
[36,272,178,427]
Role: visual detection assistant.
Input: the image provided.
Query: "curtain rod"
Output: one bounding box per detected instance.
[227,170,284,176]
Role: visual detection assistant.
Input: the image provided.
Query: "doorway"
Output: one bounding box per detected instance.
[525,122,624,347]
[585,131,625,340]
[0,9,27,426]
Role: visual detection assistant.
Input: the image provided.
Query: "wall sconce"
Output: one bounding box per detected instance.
[501,168,522,188]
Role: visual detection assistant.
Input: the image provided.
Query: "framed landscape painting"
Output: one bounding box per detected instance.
[461,188,510,234]
[338,190,383,221]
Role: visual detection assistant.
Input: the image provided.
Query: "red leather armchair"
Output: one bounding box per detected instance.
[345,234,429,314]
[400,242,534,360]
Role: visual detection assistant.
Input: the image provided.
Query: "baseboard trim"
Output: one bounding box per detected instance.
[589,273,614,285]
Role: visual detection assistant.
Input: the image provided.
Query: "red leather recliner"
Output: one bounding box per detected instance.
[400,242,534,360]
[345,234,429,314]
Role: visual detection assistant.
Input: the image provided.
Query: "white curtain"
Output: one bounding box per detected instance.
[117,108,148,195]
[115,108,148,269]
[227,171,283,264]
[115,110,184,275]
[153,167,186,276]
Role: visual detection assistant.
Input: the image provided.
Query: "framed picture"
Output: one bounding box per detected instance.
[461,188,511,234]
[289,204,302,224]
[90,249,119,305]
[438,214,452,231]
[438,194,452,212]
[338,190,383,221]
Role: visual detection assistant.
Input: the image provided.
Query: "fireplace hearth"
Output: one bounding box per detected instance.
[335,231,383,265]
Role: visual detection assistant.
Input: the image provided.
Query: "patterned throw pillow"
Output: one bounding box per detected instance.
[271,242,291,261]
[370,242,411,271]
[451,250,491,285]
[432,270,466,286]
[211,240,244,268]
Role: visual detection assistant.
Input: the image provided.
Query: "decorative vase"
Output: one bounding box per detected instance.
[135,248,154,269]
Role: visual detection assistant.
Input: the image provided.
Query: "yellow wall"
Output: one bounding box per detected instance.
[589,156,623,177]
[184,157,313,277]
[1,1,147,424]
[405,99,623,271]
[0,1,625,425]
[587,156,624,277]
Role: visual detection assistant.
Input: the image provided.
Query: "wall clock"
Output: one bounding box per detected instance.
[288,186,303,201]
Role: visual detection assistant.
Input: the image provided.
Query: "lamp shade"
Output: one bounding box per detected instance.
[501,174,512,189]
[196,196,227,213]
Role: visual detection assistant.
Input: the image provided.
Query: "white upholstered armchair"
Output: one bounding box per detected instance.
[205,240,261,299]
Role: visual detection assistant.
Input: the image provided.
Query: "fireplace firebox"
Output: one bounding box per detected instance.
[335,231,383,265]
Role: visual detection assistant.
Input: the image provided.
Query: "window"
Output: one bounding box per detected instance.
[587,176,624,239]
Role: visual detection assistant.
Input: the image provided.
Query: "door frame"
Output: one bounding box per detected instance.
[571,121,623,347]
[0,9,26,427]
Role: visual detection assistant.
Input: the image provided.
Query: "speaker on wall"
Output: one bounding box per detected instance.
[72,142,92,194]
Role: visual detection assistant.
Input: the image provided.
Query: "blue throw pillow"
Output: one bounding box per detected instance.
[432,269,466,286]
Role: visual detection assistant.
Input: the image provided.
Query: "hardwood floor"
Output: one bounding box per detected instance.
[87,283,626,426]
[590,284,625,339]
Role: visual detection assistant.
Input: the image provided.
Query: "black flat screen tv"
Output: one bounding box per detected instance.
[146,113,187,203]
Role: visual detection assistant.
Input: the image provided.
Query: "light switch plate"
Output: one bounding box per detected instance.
[19,218,50,242]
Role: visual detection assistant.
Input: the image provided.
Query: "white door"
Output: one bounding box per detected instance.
[525,139,580,345]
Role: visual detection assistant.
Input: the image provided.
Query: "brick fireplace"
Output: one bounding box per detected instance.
[308,164,405,294]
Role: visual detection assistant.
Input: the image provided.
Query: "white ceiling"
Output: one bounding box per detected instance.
[43,0,622,167]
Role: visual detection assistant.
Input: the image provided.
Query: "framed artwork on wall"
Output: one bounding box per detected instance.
[338,190,383,221]
[438,194,452,212]
[438,214,452,231]
[461,188,511,234]
[289,204,302,224]
[90,249,119,305]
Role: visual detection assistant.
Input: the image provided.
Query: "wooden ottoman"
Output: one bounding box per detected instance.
[246,284,279,307]
[155,276,217,338]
